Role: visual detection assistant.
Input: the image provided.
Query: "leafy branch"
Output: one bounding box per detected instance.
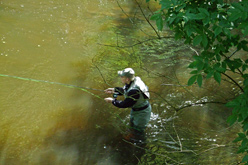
[148,0,248,163]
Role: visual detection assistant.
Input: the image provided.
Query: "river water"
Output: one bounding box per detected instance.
[0,0,242,164]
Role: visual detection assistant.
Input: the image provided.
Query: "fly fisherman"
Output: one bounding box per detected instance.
[104,68,151,142]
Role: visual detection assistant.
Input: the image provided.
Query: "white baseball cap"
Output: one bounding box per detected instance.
[117,68,135,78]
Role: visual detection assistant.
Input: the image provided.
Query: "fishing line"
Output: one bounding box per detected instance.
[0,74,142,133]
[0,74,104,100]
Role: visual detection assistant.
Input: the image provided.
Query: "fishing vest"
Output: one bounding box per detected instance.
[124,77,150,109]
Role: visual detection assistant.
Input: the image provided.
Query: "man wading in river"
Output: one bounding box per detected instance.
[104,68,151,142]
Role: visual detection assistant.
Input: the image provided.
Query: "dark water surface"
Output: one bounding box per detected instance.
[0,0,242,164]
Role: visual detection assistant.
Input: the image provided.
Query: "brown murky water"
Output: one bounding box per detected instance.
[0,0,242,164]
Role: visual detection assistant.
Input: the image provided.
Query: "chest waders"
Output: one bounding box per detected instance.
[124,77,152,136]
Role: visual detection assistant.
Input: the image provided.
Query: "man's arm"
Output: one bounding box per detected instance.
[112,89,140,108]
[114,87,124,95]
[104,87,125,103]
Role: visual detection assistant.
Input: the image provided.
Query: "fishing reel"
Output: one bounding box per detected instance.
[113,92,118,98]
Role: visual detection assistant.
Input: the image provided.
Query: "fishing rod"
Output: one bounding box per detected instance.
[0,74,105,99]
[0,74,133,132]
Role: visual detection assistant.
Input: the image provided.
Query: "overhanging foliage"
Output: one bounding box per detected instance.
[148,0,248,163]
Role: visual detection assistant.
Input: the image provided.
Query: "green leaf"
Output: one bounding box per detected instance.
[242,65,247,72]
[211,11,218,20]
[243,26,248,36]
[203,17,210,26]
[206,71,214,79]
[150,13,161,20]
[150,13,163,31]
[156,16,163,31]
[175,3,185,12]
[198,8,210,16]
[188,75,197,86]
[193,55,203,61]
[146,0,150,2]
[196,61,204,71]
[195,13,206,20]
[186,13,197,20]
[237,147,246,154]
[160,0,172,9]
[190,70,198,74]
[232,2,244,11]
[241,138,248,147]
[227,114,237,126]
[175,31,182,40]
[168,15,176,25]
[242,11,247,20]
[242,155,248,163]
[197,74,203,87]
[171,0,177,5]
[241,107,248,119]
[216,67,226,72]
[229,10,241,21]
[185,25,195,37]
[243,123,248,131]
[219,18,230,28]
[202,33,208,48]
[223,28,231,38]
[233,58,243,69]
[216,54,221,61]
[193,35,202,46]
[226,59,235,72]
[214,72,221,84]
[238,22,248,29]
[238,133,246,138]
[214,26,222,36]
[233,136,243,143]
[242,43,248,51]
[188,61,197,68]
[226,100,239,107]
[244,77,248,86]
[238,114,244,122]
[222,61,227,71]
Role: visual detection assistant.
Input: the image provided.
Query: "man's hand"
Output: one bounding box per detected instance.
[104,88,114,94]
[104,97,114,103]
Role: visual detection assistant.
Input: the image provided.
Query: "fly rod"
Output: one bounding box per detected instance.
[0,74,104,99]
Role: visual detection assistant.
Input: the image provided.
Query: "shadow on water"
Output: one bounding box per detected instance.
[114,0,139,36]
[42,107,147,164]
[113,0,158,45]
[32,61,148,164]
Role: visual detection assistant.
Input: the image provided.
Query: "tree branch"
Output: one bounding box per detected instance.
[122,139,183,164]
[116,0,134,24]
[189,46,199,56]
[92,52,112,87]
[97,36,173,48]
[172,118,182,151]
[198,144,226,155]
[134,0,161,39]
[221,72,244,92]
[175,101,226,111]
[228,49,239,59]
[161,84,188,87]
[116,0,159,38]
[149,91,178,111]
